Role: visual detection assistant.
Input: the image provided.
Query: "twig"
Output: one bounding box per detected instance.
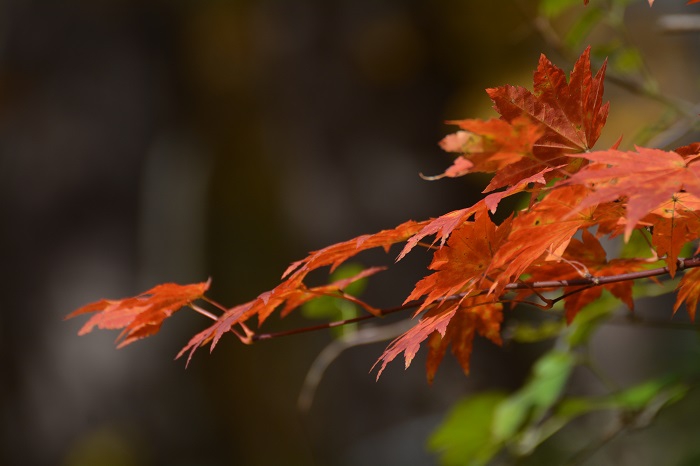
[250,257,700,342]
[297,319,415,412]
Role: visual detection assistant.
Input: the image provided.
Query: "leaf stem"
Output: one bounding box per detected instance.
[189,304,219,321]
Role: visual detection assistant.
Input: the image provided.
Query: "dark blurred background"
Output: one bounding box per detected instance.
[2,1,699,465]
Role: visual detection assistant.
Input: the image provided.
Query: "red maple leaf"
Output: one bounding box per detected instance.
[563,147,700,242]
[373,295,503,381]
[397,201,488,260]
[425,297,503,383]
[487,185,595,293]
[174,221,430,364]
[429,116,544,185]
[521,230,648,322]
[404,210,511,311]
[674,268,700,320]
[487,46,608,154]
[283,219,428,280]
[66,280,211,347]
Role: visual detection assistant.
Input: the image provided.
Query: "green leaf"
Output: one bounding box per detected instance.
[565,8,605,48]
[538,0,583,18]
[492,350,575,442]
[429,392,507,466]
[610,376,686,411]
[301,263,368,336]
[620,228,654,259]
[508,319,564,343]
[557,376,688,419]
[613,46,643,74]
[566,298,615,347]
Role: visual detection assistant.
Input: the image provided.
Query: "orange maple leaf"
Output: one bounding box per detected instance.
[564,147,700,242]
[521,230,648,322]
[397,205,478,260]
[175,221,429,364]
[674,268,700,320]
[66,280,211,347]
[487,46,608,154]
[425,297,503,383]
[404,210,511,311]
[175,267,387,365]
[373,296,503,381]
[487,185,595,293]
[429,116,544,185]
[283,219,428,280]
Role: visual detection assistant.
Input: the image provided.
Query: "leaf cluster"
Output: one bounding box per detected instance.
[68,44,700,382]
[65,0,700,462]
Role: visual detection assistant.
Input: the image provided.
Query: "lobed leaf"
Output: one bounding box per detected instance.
[66,280,211,347]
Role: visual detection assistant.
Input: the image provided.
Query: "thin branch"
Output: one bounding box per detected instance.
[563,418,626,466]
[297,319,415,412]
[504,256,700,290]
[250,257,700,343]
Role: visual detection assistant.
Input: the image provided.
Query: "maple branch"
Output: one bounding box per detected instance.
[251,305,412,342]
[250,257,700,342]
[504,256,700,290]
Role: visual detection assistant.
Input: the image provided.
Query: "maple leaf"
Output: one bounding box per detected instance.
[487,185,595,293]
[425,297,503,383]
[278,266,385,317]
[487,47,608,154]
[563,147,700,242]
[674,267,700,320]
[373,295,503,381]
[429,116,544,184]
[405,210,512,312]
[283,219,428,280]
[641,191,700,276]
[175,267,386,365]
[175,220,430,365]
[66,280,211,347]
[521,230,648,322]
[397,201,488,260]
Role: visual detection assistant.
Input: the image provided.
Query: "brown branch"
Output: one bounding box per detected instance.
[250,257,700,342]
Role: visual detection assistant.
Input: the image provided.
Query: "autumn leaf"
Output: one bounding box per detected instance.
[397,201,488,260]
[405,210,511,311]
[278,266,385,317]
[674,268,700,320]
[66,280,211,347]
[372,296,503,381]
[425,297,503,383]
[487,185,595,293]
[563,147,700,242]
[487,46,608,154]
[175,221,431,365]
[521,230,648,322]
[175,267,386,365]
[283,219,428,280]
[428,116,544,185]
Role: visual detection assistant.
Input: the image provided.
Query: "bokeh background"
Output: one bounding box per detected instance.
[2,1,699,465]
